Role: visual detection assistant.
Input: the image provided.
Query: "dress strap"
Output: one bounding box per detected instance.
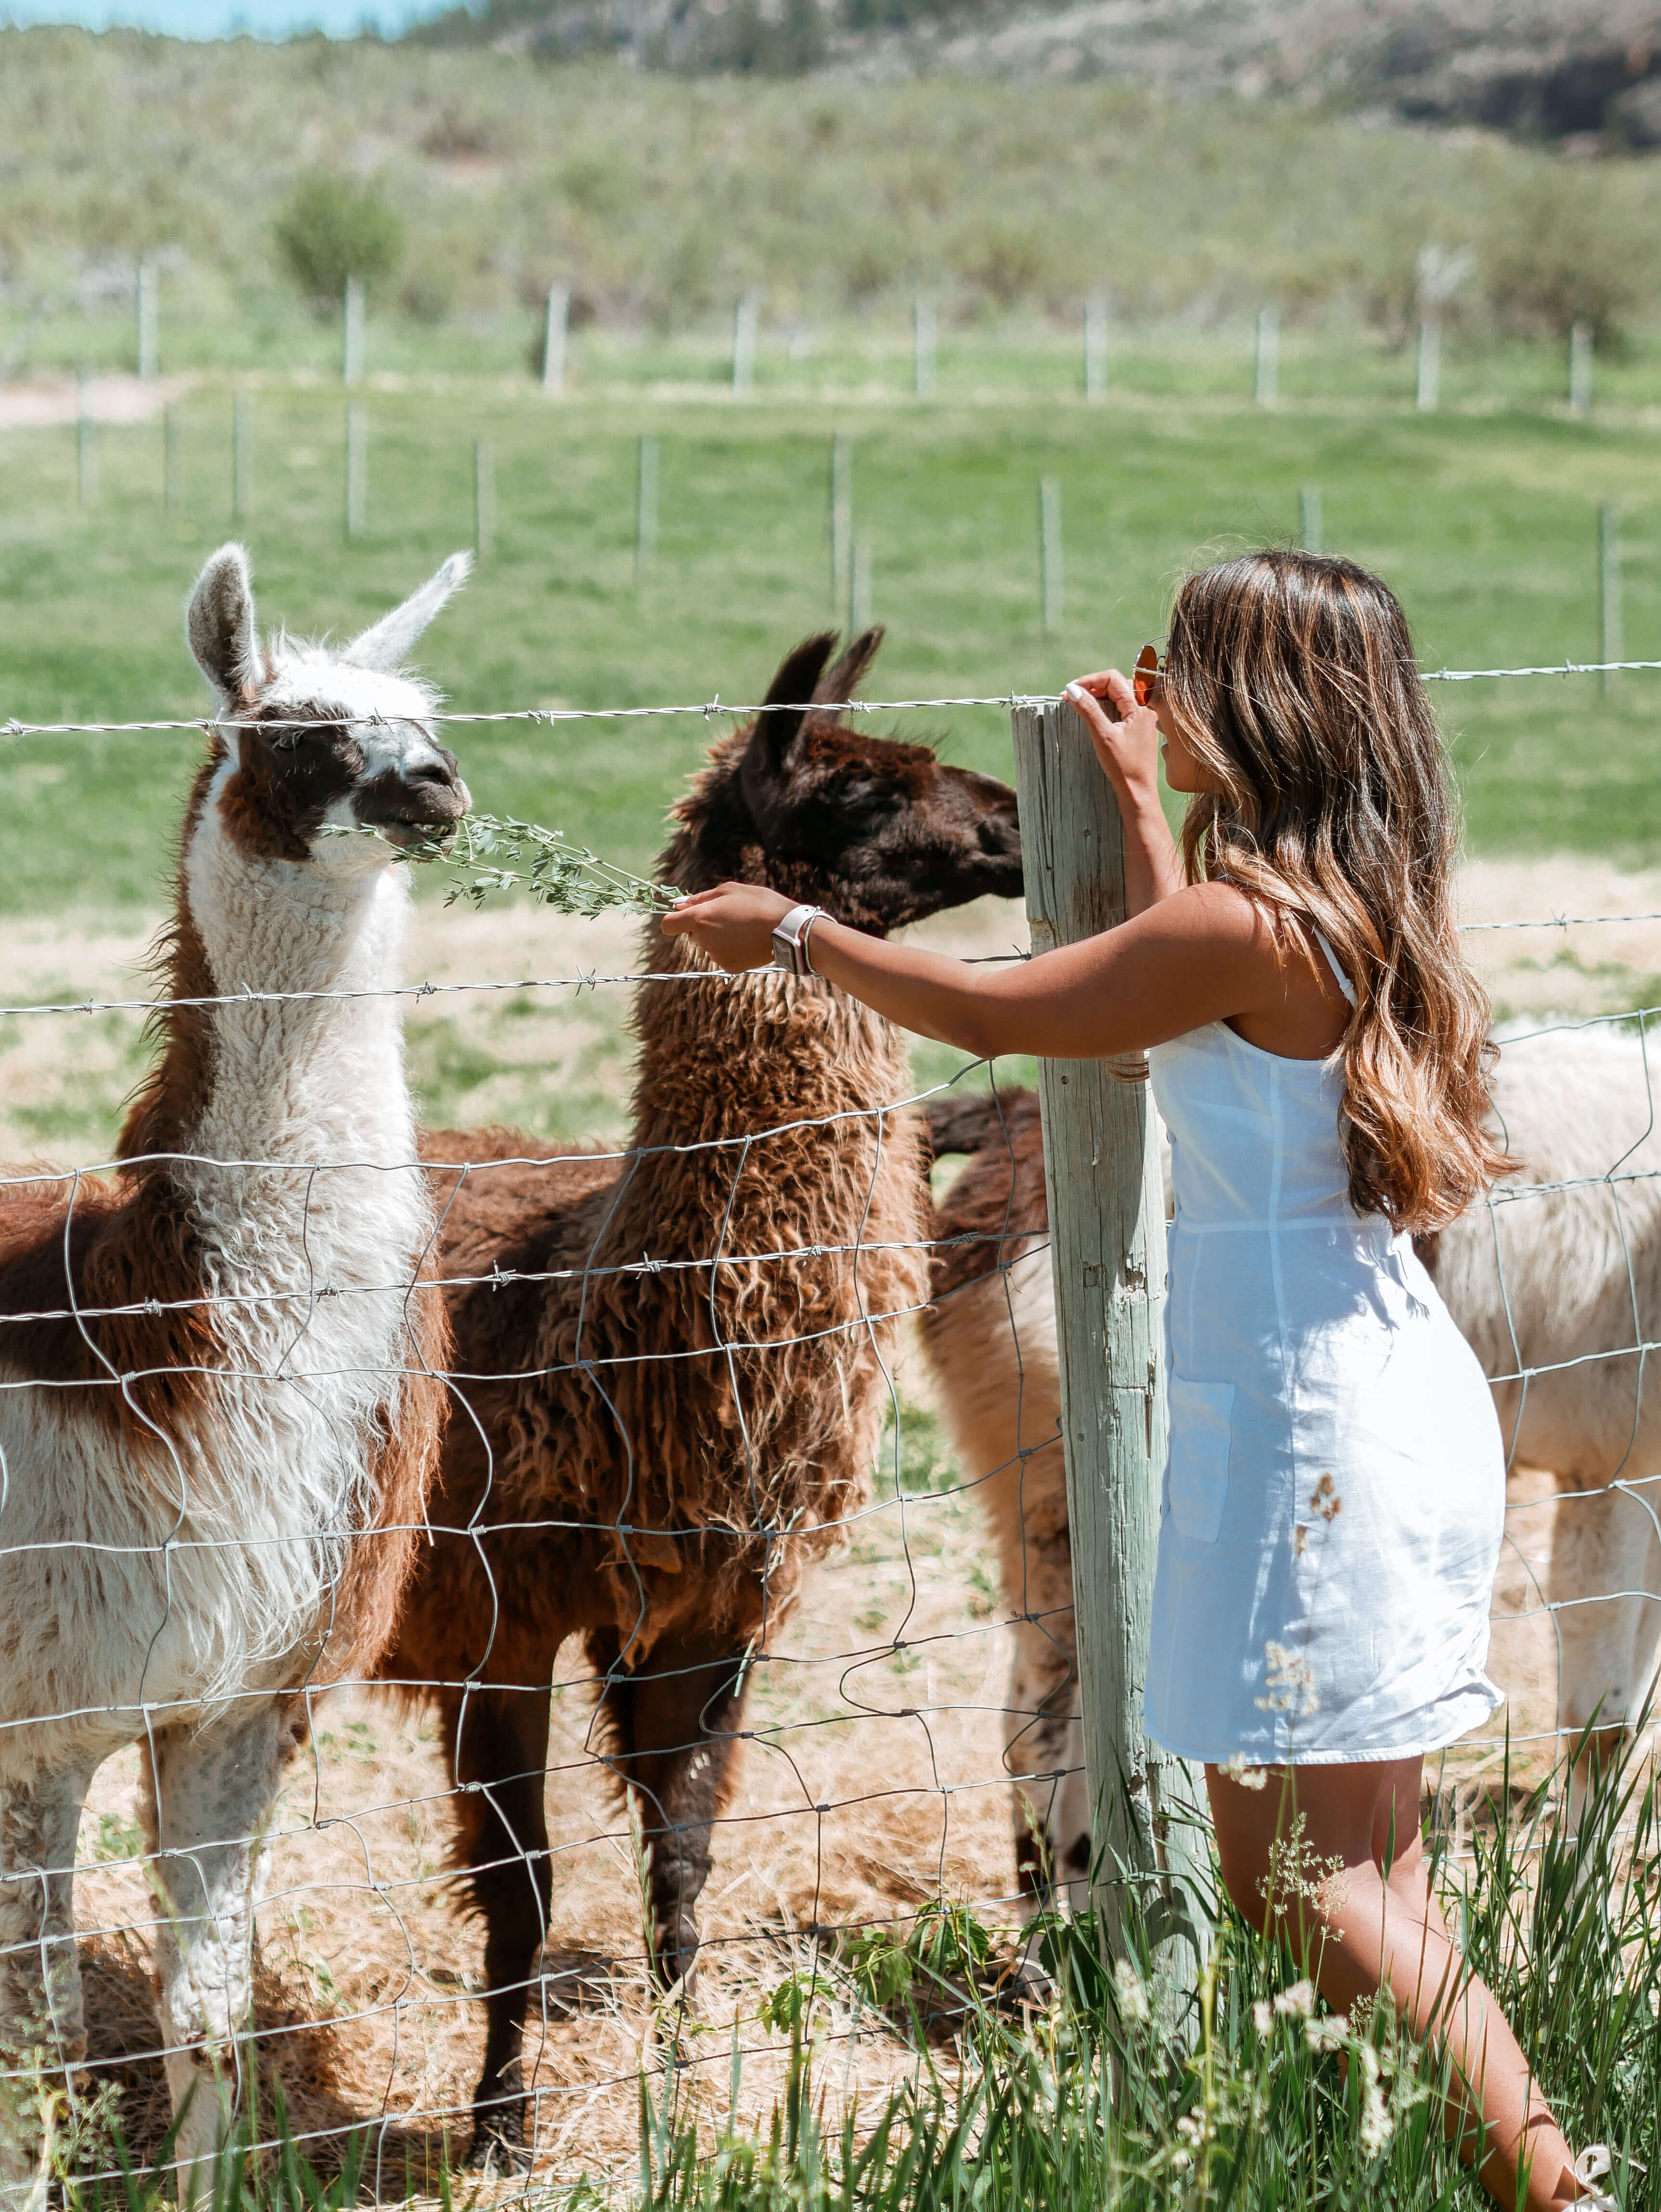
[1312,927,1358,1009]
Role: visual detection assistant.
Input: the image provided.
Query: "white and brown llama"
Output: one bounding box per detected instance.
[0,544,470,2197]
[922,1027,1661,1904]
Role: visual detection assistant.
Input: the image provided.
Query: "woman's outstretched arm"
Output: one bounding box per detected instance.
[661,664,1346,1062]
[662,877,1288,1062]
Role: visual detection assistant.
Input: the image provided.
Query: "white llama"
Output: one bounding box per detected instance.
[0,544,469,2197]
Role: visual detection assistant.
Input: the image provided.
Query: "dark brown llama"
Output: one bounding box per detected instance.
[385,628,1022,2165]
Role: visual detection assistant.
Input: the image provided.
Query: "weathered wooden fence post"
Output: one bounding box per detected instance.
[1010,695,1210,2023]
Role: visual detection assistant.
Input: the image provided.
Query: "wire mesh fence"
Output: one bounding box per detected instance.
[2,660,1661,2195]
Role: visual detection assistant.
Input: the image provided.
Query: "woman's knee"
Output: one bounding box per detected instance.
[1216,1839,1270,1925]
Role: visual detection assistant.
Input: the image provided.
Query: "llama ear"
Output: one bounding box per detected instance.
[186,543,260,703]
[342,551,472,672]
[743,632,838,790]
[812,625,883,709]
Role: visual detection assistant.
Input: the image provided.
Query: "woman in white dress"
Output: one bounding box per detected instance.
[663,550,1611,2209]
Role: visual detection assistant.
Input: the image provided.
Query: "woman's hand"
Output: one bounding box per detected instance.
[1062,669,1162,808]
[661,882,795,973]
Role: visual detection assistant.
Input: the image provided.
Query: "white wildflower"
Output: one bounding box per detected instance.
[1221,1751,1270,1791]
[1256,1640,1320,1719]
[1358,2042,1394,2158]
[1305,2013,1348,2053]
[1113,1956,1150,2026]
[1252,1999,1274,2035]
[1274,1978,1316,2020]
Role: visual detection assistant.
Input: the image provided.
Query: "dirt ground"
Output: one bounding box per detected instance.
[17,857,1657,2190]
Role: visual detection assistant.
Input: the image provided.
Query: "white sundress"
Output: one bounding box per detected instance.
[1143,952,1506,1767]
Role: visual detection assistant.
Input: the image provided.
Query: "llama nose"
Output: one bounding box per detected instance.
[403,750,470,812]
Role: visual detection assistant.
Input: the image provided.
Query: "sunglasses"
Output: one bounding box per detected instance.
[1133,643,1166,708]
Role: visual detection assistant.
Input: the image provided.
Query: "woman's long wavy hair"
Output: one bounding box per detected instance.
[1161,549,1505,1231]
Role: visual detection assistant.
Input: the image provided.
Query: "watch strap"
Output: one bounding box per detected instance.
[771,903,825,976]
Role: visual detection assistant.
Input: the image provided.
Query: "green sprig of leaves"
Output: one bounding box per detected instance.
[327,814,681,917]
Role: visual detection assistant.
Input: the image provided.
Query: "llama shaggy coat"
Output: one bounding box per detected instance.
[383,626,1024,2162]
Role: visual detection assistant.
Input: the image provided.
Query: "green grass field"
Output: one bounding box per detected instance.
[2,370,1660,920]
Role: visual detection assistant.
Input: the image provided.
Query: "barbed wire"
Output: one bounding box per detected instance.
[4,652,1661,741]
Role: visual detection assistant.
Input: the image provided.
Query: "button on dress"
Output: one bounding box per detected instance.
[1143,991,1506,1767]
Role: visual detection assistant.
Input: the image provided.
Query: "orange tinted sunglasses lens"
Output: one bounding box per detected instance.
[1132,643,1163,708]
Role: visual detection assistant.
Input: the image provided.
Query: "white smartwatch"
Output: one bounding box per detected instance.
[771,903,825,976]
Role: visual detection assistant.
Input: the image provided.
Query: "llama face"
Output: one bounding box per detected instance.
[710,629,1023,933]
[186,544,473,871]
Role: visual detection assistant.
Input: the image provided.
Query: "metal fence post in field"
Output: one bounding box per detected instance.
[913,297,937,401]
[1010,695,1210,2019]
[474,438,495,559]
[1600,503,1622,699]
[1039,474,1063,636]
[163,401,180,516]
[732,290,760,397]
[635,433,659,579]
[76,372,95,506]
[136,259,159,382]
[1255,305,1279,409]
[344,404,367,541]
[1569,321,1593,420]
[1299,484,1322,555]
[343,275,366,388]
[850,536,872,634]
[542,283,570,396]
[232,389,252,524]
[1084,295,1109,403]
[829,432,852,613]
[1415,313,1440,412]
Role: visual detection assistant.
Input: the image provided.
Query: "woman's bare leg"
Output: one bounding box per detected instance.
[1208,1758,1584,2212]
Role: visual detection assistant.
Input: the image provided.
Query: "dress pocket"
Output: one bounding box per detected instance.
[1167,1378,1235,1544]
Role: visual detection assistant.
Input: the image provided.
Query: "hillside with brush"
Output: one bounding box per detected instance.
[0,19,1656,362]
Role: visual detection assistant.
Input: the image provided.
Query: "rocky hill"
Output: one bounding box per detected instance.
[412,0,1661,145]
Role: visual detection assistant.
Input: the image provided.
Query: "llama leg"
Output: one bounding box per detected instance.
[1006,1612,1082,1907]
[445,1682,554,2170]
[1551,1475,1661,1829]
[999,1468,1089,1910]
[0,1768,92,2211]
[595,1630,749,1988]
[140,1703,290,2198]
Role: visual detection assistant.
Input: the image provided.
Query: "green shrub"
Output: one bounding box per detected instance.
[1483,165,1656,343]
[272,169,404,312]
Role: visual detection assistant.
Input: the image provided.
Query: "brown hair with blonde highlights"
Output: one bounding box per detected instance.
[1161,548,1505,1232]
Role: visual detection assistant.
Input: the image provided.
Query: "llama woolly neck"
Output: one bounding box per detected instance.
[633,924,910,1154]
[137,768,417,1179]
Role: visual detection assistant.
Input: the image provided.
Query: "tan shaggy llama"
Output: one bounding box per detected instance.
[0,545,469,2199]
[391,627,1023,2165]
[922,1028,1661,1905]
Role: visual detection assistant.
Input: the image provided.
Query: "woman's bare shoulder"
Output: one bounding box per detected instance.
[1143,879,1275,946]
